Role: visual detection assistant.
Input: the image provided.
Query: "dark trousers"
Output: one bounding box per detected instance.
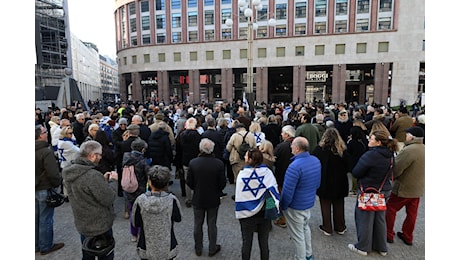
[239,215,271,260]
[385,193,420,243]
[319,197,346,233]
[225,160,234,184]
[80,229,114,260]
[193,206,219,253]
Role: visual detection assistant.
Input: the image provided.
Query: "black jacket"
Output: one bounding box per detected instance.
[202,128,225,160]
[180,129,202,166]
[148,128,173,168]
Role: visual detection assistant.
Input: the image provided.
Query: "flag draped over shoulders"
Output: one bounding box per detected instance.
[235,165,280,219]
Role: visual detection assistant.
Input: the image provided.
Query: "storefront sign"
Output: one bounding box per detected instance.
[306,71,328,82]
[141,79,158,85]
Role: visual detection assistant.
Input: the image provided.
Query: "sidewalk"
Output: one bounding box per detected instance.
[36,173,425,259]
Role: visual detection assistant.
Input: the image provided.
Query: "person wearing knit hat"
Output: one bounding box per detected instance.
[119,117,128,126]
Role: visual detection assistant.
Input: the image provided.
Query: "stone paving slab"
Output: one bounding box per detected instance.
[36,169,425,260]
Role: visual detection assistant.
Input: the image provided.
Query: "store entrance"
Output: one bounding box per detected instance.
[345,84,360,104]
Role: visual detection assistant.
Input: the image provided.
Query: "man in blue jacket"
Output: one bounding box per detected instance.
[280,137,321,260]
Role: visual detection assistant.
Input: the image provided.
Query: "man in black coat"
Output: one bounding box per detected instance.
[186,138,226,257]
[131,114,151,143]
[72,113,86,146]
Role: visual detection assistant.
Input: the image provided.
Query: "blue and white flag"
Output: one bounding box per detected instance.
[242,92,249,111]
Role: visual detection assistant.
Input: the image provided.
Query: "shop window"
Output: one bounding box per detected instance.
[356,43,367,53]
[276,47,285,57]
[223,50,231,59]
[335,44,345,54]
[190,51,198,61]
[315,45,325,55]
[206,51,214,60]
[258,48,267,58]
[378,42,389,52]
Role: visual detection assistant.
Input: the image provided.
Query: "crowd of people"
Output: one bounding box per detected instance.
[35,98,425,259]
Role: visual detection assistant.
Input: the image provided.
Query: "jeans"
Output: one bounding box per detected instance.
[80,229,114,260]
[35,189,55,252]
[283,207,313,260]
[193,206,219,253]
[239,214,271,260]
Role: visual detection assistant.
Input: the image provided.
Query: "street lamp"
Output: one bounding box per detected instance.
[225,0,276,115]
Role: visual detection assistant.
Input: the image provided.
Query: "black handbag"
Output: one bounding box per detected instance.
[46,188,66,208]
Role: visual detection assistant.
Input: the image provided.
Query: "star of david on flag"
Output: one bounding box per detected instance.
[241,169,266,197]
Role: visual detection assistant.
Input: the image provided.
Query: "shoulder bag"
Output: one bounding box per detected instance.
[357,157,393,211]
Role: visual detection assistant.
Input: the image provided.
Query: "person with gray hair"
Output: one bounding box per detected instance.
[186,138,227,257]
[132,165,182,259]
[62,140,118,259]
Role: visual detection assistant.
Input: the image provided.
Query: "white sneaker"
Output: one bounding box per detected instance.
[379,251,387,256]
[131,236,137,242]
[348,244,367,256]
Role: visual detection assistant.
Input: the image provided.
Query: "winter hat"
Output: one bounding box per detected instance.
[404,126,424,138]
[118,118,128,125]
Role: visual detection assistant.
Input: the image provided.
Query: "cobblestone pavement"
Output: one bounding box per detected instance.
[36,168,425,260]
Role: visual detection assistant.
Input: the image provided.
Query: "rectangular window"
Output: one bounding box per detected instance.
[276,47,285,57]
[205,29,215,41]
[172,32,182,43]
[190,51,198,61]
[239,27,248,40]
[129,3,136,15]
[158,53,166,62]
[156,15,166,29]
[144,54,150,63]
[275,25,287,36]
[357,0,370,13]
[378,17,391,30]
[123,56,127,65]
[142,34,151,44]
[240,49,247,59]
[356,43,366,53]
[356,18,369,32]
[335,0,348,16]
[223,50,231,59]
[130,18,137,32]
[335,20,347,33]
[206,51,214,60]
[276,3,287,20]
[315,45,325,55]
[157,33,166,44]
[173,52,181,62]
[295,23,306,35]
[379,0,392,12]
[222,9,231,24]
[257,5,268,21]
[131,36,138,46]
[141,1,149,12]
[188,11,198,27]
[156,0,165,11]
[258,48,267,58]
[335,44,345,54]
[142,16,150,30]
[171,0,181,9]
[188,0,197,8]
[132,55,137,64]
[257,26,268,38]
[315,21,326,34]
[205,10,214,25]
[295,2,307,18]
[378,41,389,52]
[295,46,305,56]
[222,28,232,39]
[172,13,181,28]
[315,0,327,17]
[221,0,231,4]
[204,0,214,6]
[188,31,198,42]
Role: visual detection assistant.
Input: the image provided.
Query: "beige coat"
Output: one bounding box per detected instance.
[226,130,256,165]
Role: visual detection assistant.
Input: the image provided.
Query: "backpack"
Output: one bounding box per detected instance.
[237,132,250,160]
[121,165,138,193]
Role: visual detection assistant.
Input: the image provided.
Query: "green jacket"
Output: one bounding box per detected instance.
[35,140,61,191]
[392,139,425,198]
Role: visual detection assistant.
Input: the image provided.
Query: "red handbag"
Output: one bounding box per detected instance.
[357,158,393,211]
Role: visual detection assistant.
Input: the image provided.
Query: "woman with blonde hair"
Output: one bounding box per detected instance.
[249,121,265,147]
[259,139,275,171]
[312,128,351,236]
[369,120,391,139]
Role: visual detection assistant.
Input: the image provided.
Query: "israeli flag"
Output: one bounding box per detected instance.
[242,92,249,111]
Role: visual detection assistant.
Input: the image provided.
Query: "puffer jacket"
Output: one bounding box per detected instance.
[352,146,394,192]
[148,128,173,168]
